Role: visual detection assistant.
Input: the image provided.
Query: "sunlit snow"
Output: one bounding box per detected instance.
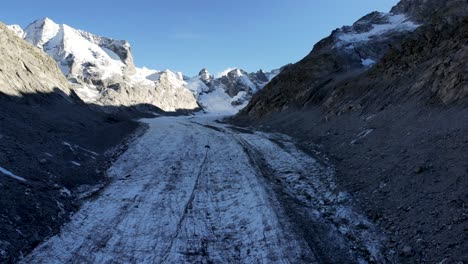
[338,14,419,44]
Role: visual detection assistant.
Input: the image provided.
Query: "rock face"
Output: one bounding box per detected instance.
[0,23,71,98]
[99,69,200,112]
[238,0,467,119]
[390,0,468,23]
[239,9,421,119]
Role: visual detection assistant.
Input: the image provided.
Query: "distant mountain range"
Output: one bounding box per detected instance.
[8,18,281,114]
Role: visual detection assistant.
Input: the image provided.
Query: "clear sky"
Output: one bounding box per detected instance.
[1,0,399,76]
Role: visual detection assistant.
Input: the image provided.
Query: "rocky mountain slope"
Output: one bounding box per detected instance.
[234,0,468,263]
[239,0,467,119]
[0,23,71,98]
[239,11,421,118]
[0,22,141,262]
[12,18,280,114]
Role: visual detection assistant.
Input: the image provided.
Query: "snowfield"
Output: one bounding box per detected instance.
[22,116,385,263]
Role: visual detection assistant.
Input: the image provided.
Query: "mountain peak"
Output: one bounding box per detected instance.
[24,17,60,48]
[36,17,56,24]
[198,68,210,76]
[28,17,59,30]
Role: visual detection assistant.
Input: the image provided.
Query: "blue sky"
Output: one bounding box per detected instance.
[2,0,399,76]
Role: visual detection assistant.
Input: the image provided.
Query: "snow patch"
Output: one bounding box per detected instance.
[197,87,246,115]
[361,58,376,67]
[71,161,81,167]
[338,14,419,45]
[351,129,374,144]
[7,24,24,38]
[0,166,27,182]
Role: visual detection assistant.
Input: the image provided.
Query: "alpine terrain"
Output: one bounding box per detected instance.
[0,0,467,263]
[10,18,281,115]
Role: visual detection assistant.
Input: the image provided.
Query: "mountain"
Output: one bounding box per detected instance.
[13,18,280,114]
[238,10,422,118]
[0,22,142,262]
[234,0,468,263]
[238,0,467,119]
[17,18,198,113]
[23,18,136,84]
[187,67,281,114]
[0,23,71,98]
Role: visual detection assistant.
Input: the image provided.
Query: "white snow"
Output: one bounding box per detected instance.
[23,18,60,49]
[351,129,374,144]
[0,166,27,182]
[361,58,376,67]
[7,24,24,38]
[23,18,125,79]
[23,116,385,263]
[338,13,419,44]
[62,142,99,159]
[71,161,81,166]
[186,67,280,114]
[73,84,101,103]
[239,73,257,91]
[197,87,246,115]
[76,146,99,156]
[216,67,237,78]
[186,78,210,96]
[22,116,317,263]
[129,67,160,86]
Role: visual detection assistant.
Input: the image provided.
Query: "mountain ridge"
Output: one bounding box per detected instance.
[10,18,282,114]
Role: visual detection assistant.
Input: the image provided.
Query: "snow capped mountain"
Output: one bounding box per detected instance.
[11,18,280,114]
[187,67,281,114]
[23,18,136,83]
[15,18,197,112]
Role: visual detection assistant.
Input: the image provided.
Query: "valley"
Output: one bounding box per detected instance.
[22,116,384,263]
[0,0,466,263]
